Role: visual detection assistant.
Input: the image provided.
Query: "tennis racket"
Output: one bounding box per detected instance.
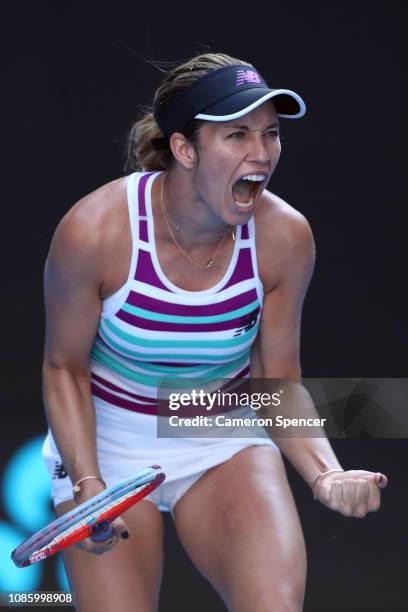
[11,465,165,567]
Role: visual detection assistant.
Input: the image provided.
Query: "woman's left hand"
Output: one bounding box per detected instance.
[313,470,388,518]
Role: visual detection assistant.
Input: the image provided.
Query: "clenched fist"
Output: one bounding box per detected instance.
[313,470,388,518]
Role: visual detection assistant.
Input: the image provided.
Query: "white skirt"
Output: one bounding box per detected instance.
[42,396,278,511]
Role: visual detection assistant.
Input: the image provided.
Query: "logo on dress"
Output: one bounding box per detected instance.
[53,461,68,479]
[233,312,259,336]
[235,69,262,86]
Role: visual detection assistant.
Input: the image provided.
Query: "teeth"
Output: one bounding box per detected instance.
[242,175,265,181]
[235,198,254,209]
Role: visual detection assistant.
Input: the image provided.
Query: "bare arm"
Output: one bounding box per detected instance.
[42,192,131,550]
[251,206,341,485]
[42,205,105,492]
[252,200,387,515]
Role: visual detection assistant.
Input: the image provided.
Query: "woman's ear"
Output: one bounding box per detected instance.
[169,132,198,170]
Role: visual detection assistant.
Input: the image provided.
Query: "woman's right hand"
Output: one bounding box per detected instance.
[73,479,130,555]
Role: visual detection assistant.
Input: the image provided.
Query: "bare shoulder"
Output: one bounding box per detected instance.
[255,189,314,248]
[254,190,315,292]
[53,177,128,251]
[48,177,129,275]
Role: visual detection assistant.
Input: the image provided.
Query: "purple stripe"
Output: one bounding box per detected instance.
[126,288,258,316]
[139,220,148,242]
[92,383,157,415]
[92,367,251,416]
[195,365,251,415]
[137,172,153,217]
[91,373,156,403]
[221,248,254,289]
[134,249,170,290]
[116,307,260,332]
[232,363,250,379]
[241,224,249,239]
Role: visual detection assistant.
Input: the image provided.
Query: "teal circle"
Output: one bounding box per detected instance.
[2,436,53,532]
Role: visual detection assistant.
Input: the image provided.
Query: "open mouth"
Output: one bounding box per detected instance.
[231,174,266,210]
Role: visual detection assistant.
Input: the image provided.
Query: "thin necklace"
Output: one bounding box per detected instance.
[160,174,235,270]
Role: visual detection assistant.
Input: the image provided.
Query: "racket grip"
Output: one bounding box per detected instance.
[90,520,113,542]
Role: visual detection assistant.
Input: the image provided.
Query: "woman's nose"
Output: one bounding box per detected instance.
[247,133,271,164]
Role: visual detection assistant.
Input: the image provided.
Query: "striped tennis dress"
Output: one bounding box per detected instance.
[42,171,276,505]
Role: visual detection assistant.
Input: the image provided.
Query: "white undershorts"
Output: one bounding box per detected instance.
[42,396,278,517]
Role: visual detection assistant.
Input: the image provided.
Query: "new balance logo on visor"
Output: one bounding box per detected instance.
[235,69,262,85]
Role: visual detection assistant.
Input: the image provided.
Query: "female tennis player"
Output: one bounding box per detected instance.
[41,52,387,611]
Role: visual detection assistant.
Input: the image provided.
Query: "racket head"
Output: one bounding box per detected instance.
[11,465,165,567]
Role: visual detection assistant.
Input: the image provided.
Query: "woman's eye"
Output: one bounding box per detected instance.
[228,131,245,139]
[267,130,279,138]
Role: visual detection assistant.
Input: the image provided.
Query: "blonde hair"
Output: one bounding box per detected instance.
[124,52,251,173]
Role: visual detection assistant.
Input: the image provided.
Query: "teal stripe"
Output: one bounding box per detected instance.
[91,345,249,387]
[121,300,259,324]
[104,318,258,348]
[96,331,250,364]
[92,348,159,386]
